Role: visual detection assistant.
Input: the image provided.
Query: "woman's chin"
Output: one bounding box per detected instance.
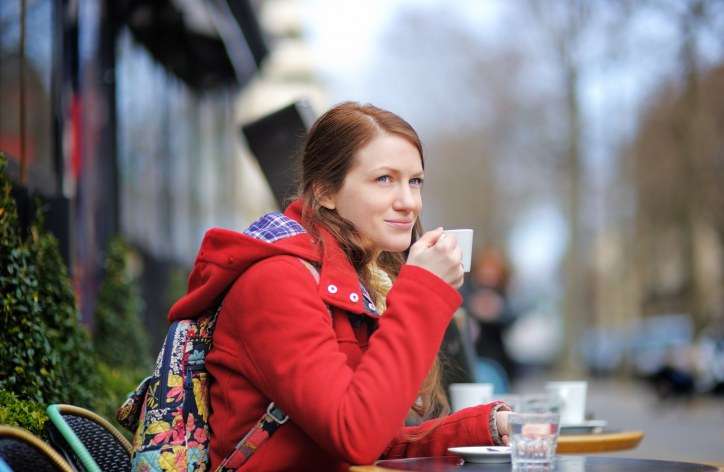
[380,240,412,254]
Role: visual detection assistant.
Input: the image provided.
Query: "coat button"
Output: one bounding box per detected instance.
[327,284,338,294]
[349,292,359,303]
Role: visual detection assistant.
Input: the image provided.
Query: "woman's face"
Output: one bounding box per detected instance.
[321,133,424,254]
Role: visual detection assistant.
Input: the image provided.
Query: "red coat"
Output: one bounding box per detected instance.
[168,200,505,471]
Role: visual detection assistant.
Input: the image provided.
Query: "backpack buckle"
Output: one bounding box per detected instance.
[266,402,289,424]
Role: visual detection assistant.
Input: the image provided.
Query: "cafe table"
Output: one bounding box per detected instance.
[556,430,644,454]
[349,455,723,471]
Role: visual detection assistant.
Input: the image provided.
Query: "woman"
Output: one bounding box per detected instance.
[168,102,510,471]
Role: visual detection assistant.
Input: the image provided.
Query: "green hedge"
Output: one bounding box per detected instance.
[0,169,54,403]
[0,154,100,406]
[92,235,153,437]
[0,390,48,439]
[94,237,151,370]
[31,213,102,406]
[0,153,152,436]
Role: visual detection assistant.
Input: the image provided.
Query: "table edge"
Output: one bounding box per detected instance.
[557,430,644,453]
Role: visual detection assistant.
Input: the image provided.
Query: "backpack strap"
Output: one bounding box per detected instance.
[215,257,321,471]
[297,257,320,283]
[215,403,288,471]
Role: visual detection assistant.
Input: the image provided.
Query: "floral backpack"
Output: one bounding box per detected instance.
[117,258,320,471]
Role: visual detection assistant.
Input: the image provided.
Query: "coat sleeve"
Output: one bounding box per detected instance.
[227,256,461,465]
[381,402,509,459]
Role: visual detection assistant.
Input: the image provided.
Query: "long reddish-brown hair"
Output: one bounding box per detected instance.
[295,102,449,421]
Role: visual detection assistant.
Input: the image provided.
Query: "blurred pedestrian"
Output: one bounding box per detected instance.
[461,245,517,381]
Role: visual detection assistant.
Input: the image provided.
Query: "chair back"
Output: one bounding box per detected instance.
[0,425,73,472]
[46,404,132,472]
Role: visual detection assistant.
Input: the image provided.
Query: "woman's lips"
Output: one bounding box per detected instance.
[385,220,414,229]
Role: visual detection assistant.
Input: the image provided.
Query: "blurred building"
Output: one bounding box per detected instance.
[239,0,327,121]
[0,0,283,338]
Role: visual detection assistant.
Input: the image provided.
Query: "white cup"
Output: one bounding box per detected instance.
[443,229,473,272]
[545,381,587,425]
[449,383,493,411]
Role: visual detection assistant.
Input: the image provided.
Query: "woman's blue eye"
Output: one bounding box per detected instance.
[376,175,392,183]
[410,177,424,187]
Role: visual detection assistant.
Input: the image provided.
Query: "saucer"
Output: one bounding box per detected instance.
[447,446,511,463]
[559,419,607,434]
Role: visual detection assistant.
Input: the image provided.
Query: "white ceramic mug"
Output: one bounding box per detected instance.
[449,383,493,411]
[443,229,473,272]
[545,381,587,425]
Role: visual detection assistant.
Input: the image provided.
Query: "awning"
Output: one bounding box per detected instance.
[114,0,268,89]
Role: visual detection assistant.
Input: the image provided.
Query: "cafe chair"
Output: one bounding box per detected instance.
[0,425,74,472]
[46,404,132,472]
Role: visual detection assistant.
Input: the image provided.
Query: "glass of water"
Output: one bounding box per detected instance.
[509,412,560,471]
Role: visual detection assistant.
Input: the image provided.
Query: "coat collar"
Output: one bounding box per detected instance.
[284,199,379,318]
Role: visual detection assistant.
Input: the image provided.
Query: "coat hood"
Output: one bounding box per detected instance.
[168,199,378,321]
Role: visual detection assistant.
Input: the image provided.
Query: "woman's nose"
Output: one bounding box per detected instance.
[393,184,419,210]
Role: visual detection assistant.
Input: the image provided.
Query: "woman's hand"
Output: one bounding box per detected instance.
[406,227,464,288]
[495,409,511,445]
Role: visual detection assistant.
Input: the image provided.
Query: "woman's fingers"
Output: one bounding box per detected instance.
[417,227,444,248]
[407,228,464,288]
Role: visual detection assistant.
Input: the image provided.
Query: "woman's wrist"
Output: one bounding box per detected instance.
[489,401,512,446]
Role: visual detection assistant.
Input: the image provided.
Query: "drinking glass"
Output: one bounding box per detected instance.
[509,412,560,471]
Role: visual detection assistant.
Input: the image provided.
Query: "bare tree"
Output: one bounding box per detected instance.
[526,0,592,373]
[623,0,724,332]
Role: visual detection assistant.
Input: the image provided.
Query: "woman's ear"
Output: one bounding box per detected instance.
[314,184,336,210]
